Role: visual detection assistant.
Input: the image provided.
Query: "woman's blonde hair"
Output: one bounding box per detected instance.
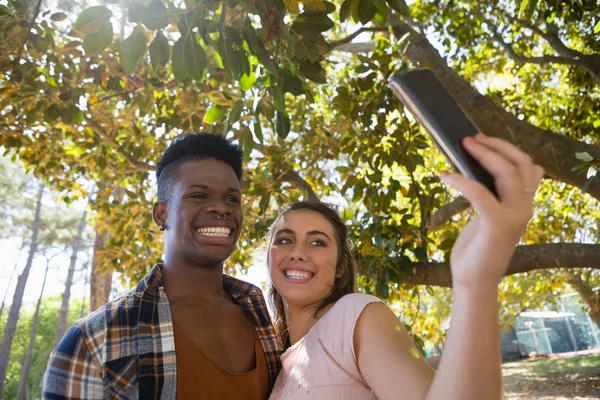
[267,201,357,349]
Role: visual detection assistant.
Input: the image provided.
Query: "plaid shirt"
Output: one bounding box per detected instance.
[43,264,282,399]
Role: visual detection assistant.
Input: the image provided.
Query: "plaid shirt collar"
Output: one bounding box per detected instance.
[135,264,283,397]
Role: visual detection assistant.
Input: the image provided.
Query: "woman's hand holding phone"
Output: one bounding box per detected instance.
[440,134,545,294]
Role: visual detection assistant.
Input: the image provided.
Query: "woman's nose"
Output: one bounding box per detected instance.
[289,243,307,261]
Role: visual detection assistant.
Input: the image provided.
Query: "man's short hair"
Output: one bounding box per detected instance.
[156,133,243,203]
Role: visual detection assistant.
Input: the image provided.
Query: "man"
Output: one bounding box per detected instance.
[43,133,282,399]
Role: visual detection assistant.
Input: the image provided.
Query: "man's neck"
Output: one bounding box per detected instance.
[162,260,227,305]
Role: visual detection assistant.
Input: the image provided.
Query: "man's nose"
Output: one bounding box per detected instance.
[206,199,232,216]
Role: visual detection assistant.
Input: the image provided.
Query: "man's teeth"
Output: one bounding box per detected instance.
[285,270,313,280]
[197,227,231,237]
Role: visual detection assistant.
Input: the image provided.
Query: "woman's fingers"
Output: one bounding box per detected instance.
[440,171,498,215]
[473,135,536,194]
[461,137,524,205]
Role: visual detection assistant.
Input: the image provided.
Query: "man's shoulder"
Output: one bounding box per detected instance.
[223,274,263,297]
[76,288,143,340]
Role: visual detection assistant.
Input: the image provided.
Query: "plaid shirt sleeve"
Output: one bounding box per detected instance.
[43,322,104,400]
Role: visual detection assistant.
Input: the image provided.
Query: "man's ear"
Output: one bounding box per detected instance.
[152,202,167,229]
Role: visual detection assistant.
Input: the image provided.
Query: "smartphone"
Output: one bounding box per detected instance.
[388,68,497,197]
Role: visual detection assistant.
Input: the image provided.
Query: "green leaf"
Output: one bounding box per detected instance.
[208,91,235,106]
[129,3,145,23]
[51,12,68,21]
[204,105,227,124]
[74,6,112,36]
[242,19,264,55]
[239,72,257,91]
[587,166,597,179]
[583,175,595,191]
[518,0,538,20]
[298,60,326,83]
[218,28,249,79]
[0,5,13,16]
[256,52,279,78]
[373,7,387,25]
[291,13,334,33]
[593,119,600,128]
[228,101,244,124]
[595,21,600,34]
[357,0,376,24]
[142,1,169,30]
[276,111,291,139]
[172,33,207,81]
[575,152,593,162]
[83,23,113,55]
[149,30,170,70]
[120,25,148,75]
[339,0,356,22]
[185,36,207,80]
[271,85,285,113]
[254,120,264,144]
[172,37,188,80]
[295,37,320,63]
[283,73,305,95]
[240,126,254,161]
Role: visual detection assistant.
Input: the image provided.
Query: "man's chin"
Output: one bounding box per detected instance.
[188,251,233,270]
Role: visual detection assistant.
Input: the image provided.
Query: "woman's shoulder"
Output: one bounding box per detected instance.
[335,293,384,308]
[319,293,385,328]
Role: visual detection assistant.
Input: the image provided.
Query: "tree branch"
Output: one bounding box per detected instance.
[396,243,600,287]
[334,42,377,53]
[85,118,154,172]
[489,29,584,68]
[427,196,470,234]
[328,27,388,49]
[490,11,600,83]
[280,169,319,201]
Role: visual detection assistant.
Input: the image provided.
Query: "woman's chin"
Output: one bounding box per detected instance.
[278,288,328,309]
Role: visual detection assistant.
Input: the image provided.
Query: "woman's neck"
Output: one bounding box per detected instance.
[284,302,335,345]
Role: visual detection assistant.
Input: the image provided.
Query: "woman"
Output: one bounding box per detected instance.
[266,135,544,400]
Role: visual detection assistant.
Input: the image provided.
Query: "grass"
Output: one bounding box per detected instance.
[503,353,600,399]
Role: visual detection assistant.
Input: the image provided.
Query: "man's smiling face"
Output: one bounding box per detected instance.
[159,158,243,268]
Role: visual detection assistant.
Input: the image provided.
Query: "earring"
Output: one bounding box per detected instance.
[159,224,166,232]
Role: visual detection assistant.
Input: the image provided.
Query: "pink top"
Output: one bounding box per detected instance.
[269,293,383,400]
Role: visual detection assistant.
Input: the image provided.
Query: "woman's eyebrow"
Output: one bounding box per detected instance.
[307,230,332,241]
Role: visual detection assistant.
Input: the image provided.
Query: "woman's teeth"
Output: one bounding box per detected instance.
[285,270,313,280]
[197,227,230,237]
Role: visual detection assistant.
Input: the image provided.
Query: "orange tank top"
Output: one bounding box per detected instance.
[174,322,269,399]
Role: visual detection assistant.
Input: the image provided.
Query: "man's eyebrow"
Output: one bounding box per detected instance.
[185,184,241,194]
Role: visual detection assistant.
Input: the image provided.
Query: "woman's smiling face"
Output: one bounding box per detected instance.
[268,209,339,309]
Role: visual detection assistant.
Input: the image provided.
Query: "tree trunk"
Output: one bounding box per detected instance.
[0,266,17,323]
[16,259,50,400]
[566,274,600,329]
[0,185,43,396]
[0,239,27,322]
[55,211,87,345]
[80,256,90,318]
[89,229,112,312]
